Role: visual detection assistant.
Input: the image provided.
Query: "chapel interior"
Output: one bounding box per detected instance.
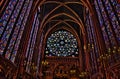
[0,0,120,79]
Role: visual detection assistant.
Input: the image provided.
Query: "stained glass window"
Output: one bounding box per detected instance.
[10,0,33,62]
[85,11,99,74]
[86,17,95,74]
[94,0,111,49]
[103,0,120,44]
[13,0,33,60]
[94,0,120,65]
[5,0,29,61]
[110,0,120,20]
[0,0,18,38]
[0,0,33,63]
[45,30,78,57]
[94,0,119,48]
[0,0,24,55]
[26,12,40,73]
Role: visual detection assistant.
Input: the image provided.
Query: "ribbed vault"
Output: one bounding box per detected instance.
[37,1,88,76]
[38,0,86,60]
[40,1,85,34]
[38,0,86,47]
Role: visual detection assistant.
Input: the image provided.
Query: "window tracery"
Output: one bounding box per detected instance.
[45,30,78,57]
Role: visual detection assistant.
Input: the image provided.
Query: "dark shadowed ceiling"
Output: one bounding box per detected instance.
[39,0,85,38]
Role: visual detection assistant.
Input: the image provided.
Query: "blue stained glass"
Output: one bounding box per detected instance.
[5,0,30,60]
[11,0,33,63]
[0,0,18,37]
[86,16,96,73]
[45,30,78,57]
[103,0,120,44]
[110,0,120,20]
[26,12,39,73]
[96,0,116,47]
[89,15,99,58]
[86,7,103,72]
[25,11,37,58]
[94,0,120,65]
[0,0,24,55]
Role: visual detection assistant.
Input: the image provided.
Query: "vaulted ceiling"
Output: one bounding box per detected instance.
[38,0,85,39]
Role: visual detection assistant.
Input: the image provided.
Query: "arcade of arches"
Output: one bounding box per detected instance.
[0,0,120,79]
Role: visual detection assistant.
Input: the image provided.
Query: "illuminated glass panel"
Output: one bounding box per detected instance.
[103,0,120,44]
[45,30,78,57]
[12,0,33,59]
[10,0,33,63]
[95,0,117,48]
[5,0,29,60]
[94,0,120,65]
[110,0,120,20]
[89,15,99,58]
[10,0,33,62]
[26,12,39,73]
[100,1,116,46]
[0,0,24,55]
[0,0,33,63]
[86,13,99,74]
[94,0,111,49]
[0,0,18,38]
